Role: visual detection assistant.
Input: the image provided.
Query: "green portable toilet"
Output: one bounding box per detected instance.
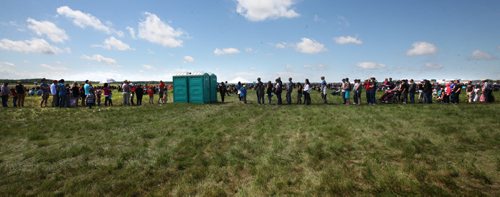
[173,75,189,103]
[209,73,218,103]
[188,73,211,104]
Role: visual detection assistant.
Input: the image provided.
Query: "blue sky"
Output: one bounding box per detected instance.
[0,0,499,82]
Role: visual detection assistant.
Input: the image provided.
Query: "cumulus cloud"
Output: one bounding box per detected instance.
[296,38,326,54]
[138,12,183,48]
[357,62,386,69]
[0,38,64,54]
[470,49,495,60]
[26,18,68,43]
[236,0,299,21]
[183,55,194,63]
[214,48,240,55]
[334,36,362,45]
[57,6,112,34]
[126,26,136,39]
[95,36,132,51]
[406,41,437,56]
[424,63,443,69]
[81,54,117,65]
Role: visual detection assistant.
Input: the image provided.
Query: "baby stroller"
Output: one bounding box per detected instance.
[379,90,397,103]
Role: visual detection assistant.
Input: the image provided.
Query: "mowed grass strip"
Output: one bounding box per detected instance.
[0,91,499,196]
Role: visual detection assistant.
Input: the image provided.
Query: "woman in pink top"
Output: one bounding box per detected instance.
[103,83,113,106]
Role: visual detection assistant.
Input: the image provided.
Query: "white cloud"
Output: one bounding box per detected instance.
[81,54,117,65]
[142,64,154,70]
[96,36,132,51]
[357,62,386,69]
[214,48,240,55]
[236,0,299,22]
[296,38,326,54]
[424,63,443,69]
[40,63,67,71]
[126,26,136,39]
[26,18,68,43]
[470,49,495,60]
[406,41,437,56]
[0,38,64,54]
[275,42,287,49]
[0,61,15,68]
[334,36,362,45]
[183,55,194,63]
[304,64,327,70]
[57,6,112,34]
[138,12,183,48]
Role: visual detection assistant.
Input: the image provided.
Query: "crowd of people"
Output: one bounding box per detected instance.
[0,78,170,108]
[0,77,497,108]
[217,77,497,105]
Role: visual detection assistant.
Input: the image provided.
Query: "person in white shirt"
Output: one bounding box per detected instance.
[303,79,311,105]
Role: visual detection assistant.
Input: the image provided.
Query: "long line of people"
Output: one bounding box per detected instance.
[0,78,170,108]
[220,77,496,105]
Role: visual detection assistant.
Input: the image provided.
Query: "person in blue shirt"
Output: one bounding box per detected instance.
[57,79,67,107]
[240,84,247,104]
[320,76,327,104]
[83,80,91,96]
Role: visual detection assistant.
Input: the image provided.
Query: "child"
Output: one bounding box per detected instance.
[10,88,17,107]
[103,83,112,106]
[95,88,102,106]
[86,93,95,109]
[240,85,247,104]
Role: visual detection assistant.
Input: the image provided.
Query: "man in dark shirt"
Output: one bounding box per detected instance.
[15,81,26,107]
[255,78,265,104]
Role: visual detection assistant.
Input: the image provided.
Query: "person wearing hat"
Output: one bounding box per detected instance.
[15,81,26,107]
[40,78,50,107]
[255,77,265,104]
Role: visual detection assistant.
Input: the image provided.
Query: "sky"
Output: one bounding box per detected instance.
[0,0,499,83]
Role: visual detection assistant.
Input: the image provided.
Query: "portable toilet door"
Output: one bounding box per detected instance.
[173,75,189,103]
[188,73,211,104]
[209,74,217,103]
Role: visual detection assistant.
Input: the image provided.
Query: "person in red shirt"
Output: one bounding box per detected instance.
[158,80,166,104]
[147,85,155,104]
[364,79,372,104]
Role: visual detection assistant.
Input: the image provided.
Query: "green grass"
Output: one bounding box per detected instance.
[0,91,499,195]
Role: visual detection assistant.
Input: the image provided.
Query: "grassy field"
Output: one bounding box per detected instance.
[0,90,499,196]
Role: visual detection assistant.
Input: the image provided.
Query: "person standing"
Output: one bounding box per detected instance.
[296,82,303,104]
[71,82,80,107]
[303,79,311,105]
[401,80,409,104]
[1,83,9,107]
[158,80,165,104]
[275,78,283,105]
[255,78,265,104]
[344,78,351,105]
[452,80,461,104]
[320,76,327,104]
[266,81,273,104]
[240,84,247,104]
[57,79,66,108]
[103,83,113,106]
[122,80,131,106]
[95,87,102,106]
[40,78,50,107]
[219,82,227,103]
[423,80,433,104]
[370,77,378,105]
[466,81,474,103]
[408,79,416,104]
[50,80,58,107]
[285,77,294,105]
[353,79,361,105]
[135,84,144,106]
[15,81,25,107]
